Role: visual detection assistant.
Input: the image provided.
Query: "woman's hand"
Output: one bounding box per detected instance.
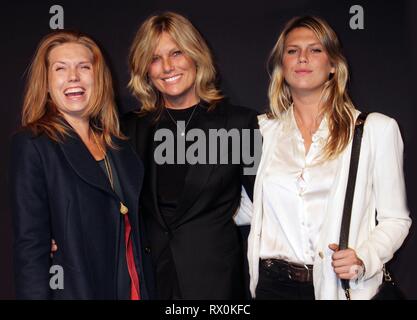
[50,239,58,258]
[328,243,365,280]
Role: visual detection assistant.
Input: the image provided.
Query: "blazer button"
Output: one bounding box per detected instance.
[319,251,324,259]
[145,246,151,254]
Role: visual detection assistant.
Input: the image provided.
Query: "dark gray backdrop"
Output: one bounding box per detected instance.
[1,0,416,299]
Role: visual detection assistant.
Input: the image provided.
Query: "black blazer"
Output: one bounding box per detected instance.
[10,129,155,299]
[122,101,258,299]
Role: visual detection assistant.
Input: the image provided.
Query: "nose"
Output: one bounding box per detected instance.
[162,57,174,73]
[298,49,308,64]
[68,67,80,82]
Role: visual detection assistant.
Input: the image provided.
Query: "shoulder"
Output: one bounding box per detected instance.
[120,110,140,129]
[120,109,157,134]
[214,100,259,127]
[12,128,36,145]
[363,112,400,136]
[220,101,258,117]
[364,112,396,126]
[10,129,53,170]
[257,113,280,136]
[11,128,52,151]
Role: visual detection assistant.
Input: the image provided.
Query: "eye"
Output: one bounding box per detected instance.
[311,48,323,53]
[286,48,297,54]
[172,50,182,57]
[55,66,64,71]
[151,56,160,63]
[81,64,91,69]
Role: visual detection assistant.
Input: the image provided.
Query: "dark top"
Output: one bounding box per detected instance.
[156,104,199,227]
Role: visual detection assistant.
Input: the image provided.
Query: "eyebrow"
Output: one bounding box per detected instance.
[51,61,92,65]
[285,43,323,48]
[153,47,181,56]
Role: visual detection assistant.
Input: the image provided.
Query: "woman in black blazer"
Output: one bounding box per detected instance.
[123,12,259,299]
[10,30,154,299]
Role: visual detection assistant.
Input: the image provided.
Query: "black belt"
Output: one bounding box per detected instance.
[260,259,314,283]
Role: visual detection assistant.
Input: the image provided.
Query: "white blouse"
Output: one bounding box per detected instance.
[259,107,339,265]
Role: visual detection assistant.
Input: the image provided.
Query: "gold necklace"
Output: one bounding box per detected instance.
[91,130,129,215]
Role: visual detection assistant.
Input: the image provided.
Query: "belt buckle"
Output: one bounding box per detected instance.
[285,261,294,280]
[264,259,274,268]
[288,262,312,282]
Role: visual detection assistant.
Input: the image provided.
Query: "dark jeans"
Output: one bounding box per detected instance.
[255,260,315,300]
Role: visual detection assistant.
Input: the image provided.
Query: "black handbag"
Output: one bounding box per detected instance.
[371,266,405,300]
[338,112,404,300]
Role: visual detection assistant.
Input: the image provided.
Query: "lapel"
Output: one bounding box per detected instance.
[108,137,146,281]
[59,131,115,198]
[134,112,168,229]
[59,130,122,279]
[108,137,143,244]
[173,103,227,226]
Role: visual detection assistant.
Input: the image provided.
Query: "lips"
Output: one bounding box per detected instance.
[295,69,312,75]
[162,74,182,83]
[63,87,86,98]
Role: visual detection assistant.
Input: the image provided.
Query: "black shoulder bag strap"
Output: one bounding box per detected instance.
[338,112,369,300]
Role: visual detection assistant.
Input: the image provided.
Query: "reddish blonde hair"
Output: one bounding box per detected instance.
[22,30,122,147]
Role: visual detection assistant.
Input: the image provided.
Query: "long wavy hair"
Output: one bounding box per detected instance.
[22,30,122,148]
[128,11,223,114]
[268,16,356,160]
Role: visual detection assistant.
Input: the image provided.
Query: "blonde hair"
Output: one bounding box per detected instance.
[128,11,223,113]
[22,30,122,148]
[268,16,356,160]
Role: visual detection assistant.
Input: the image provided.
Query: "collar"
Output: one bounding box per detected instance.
[282,105,329,143]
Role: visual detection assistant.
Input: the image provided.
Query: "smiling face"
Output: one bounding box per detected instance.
[47,42,94,121]
[147,32,198,109]
[282,27,335,97]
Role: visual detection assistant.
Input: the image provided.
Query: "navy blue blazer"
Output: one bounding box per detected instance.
[10,128,155,299]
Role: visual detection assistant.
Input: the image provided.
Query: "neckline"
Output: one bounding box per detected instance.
[288,105,328,141]
[164,103,199,112]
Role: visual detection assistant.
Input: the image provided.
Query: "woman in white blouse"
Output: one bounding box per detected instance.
[236,16,411,299]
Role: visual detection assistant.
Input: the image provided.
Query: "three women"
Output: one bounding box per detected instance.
[12,13,411,301]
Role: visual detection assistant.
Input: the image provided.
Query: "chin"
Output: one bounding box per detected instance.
[165,89,186,97]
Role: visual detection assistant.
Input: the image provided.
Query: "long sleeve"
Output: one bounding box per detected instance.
[356,118,412,280]
[10,132,52,299]
[234,186,253,226]
[235,110,259,226]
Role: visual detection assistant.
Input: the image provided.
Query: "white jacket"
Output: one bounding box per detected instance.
[236,111,411,299]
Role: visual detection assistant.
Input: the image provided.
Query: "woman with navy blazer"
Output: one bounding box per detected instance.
[10,30,154,299]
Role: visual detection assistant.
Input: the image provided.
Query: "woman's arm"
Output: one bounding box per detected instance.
[10,132,52,299]
[356,117,412,280]
[234,186,253,226]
